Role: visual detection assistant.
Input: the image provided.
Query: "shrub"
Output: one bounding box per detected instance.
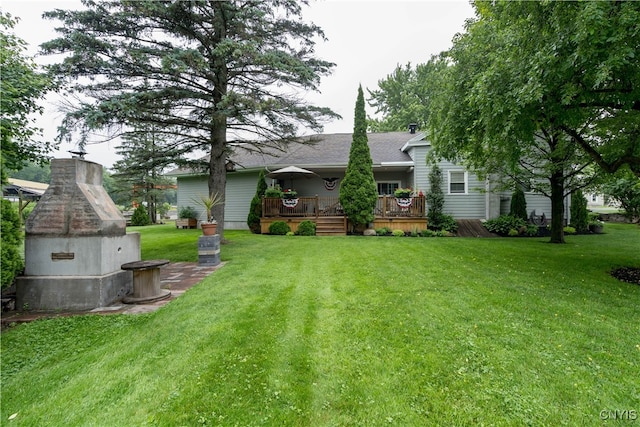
[424,165,458,233]
[525,224,540,237]
[509,187,528,221]
[268,221,291,235]
[296,220,316,236]
[429,213,458,233]
[420,229,435,237]
[286,231,295,236]
[21,203,35,222]
[1,200,24,290]
[484,215,526,235]
[247,169,268,234]
[570,189,589,233]
[376,227,390,236]
[426,165,445,227]
[178,206,197,219]
[130,204,151,226]
[392,229,406,237]
[563,226,577,235]
[508,228,520,237]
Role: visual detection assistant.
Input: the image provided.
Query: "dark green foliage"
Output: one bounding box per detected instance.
[601,169,640,220]
[340,86,378,230]
[509,187,528,221]
[21,203,35,222]
[111,126,181,221]
[268,221,291,235]
[178,206,197,219]
[1,200,24,289]
[376,227,391,236]
[1,13,56,175]
[41,1,338,241]
[426,164,457,232]
[296,220,316,236]
[264,186,283,198]
[130,205,151,226]
[570,189,589,233]
[432,214,458,233]
[484,215,527,235]
[247,169,268,234]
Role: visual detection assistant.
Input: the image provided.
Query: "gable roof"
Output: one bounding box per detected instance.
[168,131,425,177]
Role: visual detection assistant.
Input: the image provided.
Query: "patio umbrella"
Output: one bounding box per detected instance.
[267,165,319,188]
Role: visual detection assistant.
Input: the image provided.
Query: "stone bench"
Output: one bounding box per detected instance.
[121,259,171,304]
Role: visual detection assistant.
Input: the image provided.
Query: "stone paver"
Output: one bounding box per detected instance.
[1,262,224,328]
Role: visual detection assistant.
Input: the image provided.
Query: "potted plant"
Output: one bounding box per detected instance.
[283,188,298,199]
[176,206,197,229]
[394,187,412,198]
[192,192,224,235]
[265,186,284,198]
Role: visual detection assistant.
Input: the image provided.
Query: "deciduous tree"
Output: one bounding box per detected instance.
[0,12,55,180]
[427,1,638,243]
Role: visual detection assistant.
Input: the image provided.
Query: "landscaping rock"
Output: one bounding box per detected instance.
[363,228,377,236]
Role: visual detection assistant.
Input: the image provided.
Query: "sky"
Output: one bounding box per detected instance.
[2,0,475,168]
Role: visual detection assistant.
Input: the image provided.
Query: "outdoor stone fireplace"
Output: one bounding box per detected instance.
[16,158,140,310]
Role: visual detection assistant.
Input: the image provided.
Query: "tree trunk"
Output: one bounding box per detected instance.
[549,167,566,244]
[208,2,228,241]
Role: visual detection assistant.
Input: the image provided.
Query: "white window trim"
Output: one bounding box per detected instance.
[448,170,468,195]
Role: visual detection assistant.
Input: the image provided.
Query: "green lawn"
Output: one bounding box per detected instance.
[2,223,639,426]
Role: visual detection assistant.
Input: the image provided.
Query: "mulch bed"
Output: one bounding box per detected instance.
[611,267,640,285]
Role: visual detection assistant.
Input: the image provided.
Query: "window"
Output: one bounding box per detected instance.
[449,171,467,194]
[377,182,400,195]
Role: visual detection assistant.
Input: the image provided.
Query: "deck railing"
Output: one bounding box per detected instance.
[262,196,426,218]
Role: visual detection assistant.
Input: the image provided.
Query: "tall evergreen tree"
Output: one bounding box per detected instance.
[41,0,338,240]
[570,189,589,233]
[509,187,528,222]
[340,85,378,232]
[247,169,268,234]
[426,164,445,229]
[112,125,180,222]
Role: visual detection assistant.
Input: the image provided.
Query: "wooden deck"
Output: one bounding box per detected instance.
[261,196,428,235]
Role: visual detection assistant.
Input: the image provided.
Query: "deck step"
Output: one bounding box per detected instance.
[315,216,346,236]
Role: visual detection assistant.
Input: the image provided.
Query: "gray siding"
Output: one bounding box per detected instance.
[177,172,261,230]
[225,171,260,229]
[499,192,570,221]
[176,176,209,222]
[408,145,430,193]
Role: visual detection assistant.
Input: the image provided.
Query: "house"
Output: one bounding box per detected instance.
[167,131,567,234]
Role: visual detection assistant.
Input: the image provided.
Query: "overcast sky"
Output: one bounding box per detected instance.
[2,0,475,168]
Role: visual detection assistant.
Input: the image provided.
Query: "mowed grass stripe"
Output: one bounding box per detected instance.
[1,224,638,426]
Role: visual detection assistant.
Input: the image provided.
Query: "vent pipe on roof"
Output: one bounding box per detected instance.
[408,123,418,134]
